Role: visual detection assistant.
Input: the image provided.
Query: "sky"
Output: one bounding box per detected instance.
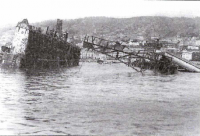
[0,0,200,27]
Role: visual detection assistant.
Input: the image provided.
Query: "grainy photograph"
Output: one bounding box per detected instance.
[0,0,200,135]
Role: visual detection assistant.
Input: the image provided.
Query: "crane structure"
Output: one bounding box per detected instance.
[83,36,178,74]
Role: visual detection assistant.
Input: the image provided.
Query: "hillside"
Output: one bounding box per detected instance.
[34,16,200,41]
[1,16,200,45]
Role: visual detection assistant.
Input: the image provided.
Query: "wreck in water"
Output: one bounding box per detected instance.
[83,36,200,74]
[0,19,81,69]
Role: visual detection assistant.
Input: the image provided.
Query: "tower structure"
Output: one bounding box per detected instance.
[56,19,63,36]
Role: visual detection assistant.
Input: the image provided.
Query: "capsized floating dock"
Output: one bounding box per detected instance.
[0,19,81,69]
[164,52,200,73]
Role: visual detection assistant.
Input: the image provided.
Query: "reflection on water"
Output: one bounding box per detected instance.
[0,63,200,135]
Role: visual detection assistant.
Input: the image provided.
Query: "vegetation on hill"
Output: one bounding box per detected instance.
[34,16,200,41]
[1,16,200,45]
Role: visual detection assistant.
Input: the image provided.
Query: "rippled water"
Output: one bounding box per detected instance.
[0,62,200,135]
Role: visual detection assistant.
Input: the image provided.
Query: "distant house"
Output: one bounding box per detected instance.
[166,47,179,53]
[151,36,159,40]
[137,36,144,41]
[128,41,140,46]
[80,49,107,60]
[182,50,193,60]
[195,40,200,46]
[178,42,183,47]
[187,45,199,50]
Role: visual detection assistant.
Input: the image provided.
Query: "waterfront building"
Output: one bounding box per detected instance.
[80,49,107,60]
[182,50,193,60]
[187,45,199,50]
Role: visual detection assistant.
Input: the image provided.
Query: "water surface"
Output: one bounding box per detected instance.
[0,63,200,135]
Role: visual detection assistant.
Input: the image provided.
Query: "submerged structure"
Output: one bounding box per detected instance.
[83,36,200,74]
[0,19,81,69]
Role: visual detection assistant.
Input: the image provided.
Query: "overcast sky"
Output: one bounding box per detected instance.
[0,0,200,27]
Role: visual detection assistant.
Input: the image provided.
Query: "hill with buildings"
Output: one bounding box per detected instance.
[33,16,200,41]
[1,16,200,45]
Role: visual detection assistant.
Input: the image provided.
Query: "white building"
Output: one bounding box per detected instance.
[80,49,107,60]
[187,45,199,50]
[195,40,200,46]
[182,50,193,60]
[128,41,139,46]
